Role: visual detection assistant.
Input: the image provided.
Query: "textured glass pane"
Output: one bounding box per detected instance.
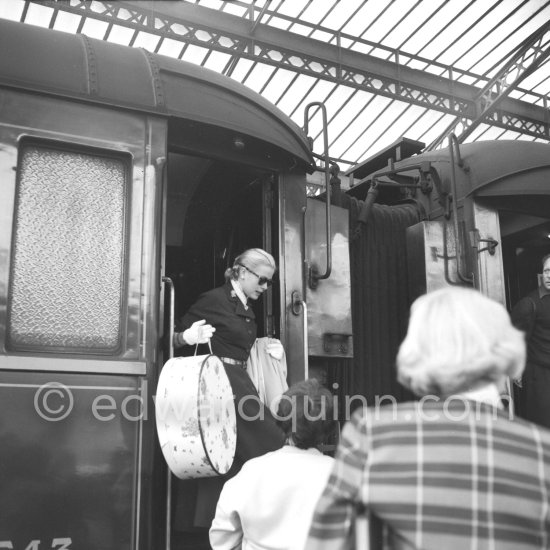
[8,145,127,352]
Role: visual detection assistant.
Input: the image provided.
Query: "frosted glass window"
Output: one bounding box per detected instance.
[8,144,128,352]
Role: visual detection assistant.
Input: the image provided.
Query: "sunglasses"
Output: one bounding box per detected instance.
[239,264,273,287]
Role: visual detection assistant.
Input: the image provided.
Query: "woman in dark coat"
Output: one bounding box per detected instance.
[173,248,285,529]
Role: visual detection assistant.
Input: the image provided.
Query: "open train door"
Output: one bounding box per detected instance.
[471,155,550,419]
[160,114,315,548]
[278,102,353,388]
[277,167,308,385]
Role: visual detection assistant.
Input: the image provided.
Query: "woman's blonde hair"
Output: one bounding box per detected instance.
[224,248,276,281]
[397,287,525,397]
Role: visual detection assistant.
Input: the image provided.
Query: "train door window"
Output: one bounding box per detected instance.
[7,140,130,353]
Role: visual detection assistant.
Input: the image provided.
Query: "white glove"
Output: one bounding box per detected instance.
[266,338,284,361]
[183,320,215,345]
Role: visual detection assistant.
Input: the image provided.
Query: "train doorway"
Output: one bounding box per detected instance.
[471,196,550,310]
[161,149,282,549]
[474,196,550,422]
[164,151,280,345]
[500,210,550,310]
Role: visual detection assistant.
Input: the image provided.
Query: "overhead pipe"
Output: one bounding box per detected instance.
[351,183,379,242]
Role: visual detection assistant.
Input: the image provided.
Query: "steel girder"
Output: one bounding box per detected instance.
[427,21,550,150]
[26,0,550,143]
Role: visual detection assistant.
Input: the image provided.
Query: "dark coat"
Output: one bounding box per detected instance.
[511,288,550,368]
[511,287,550,429]
[179,282,256,361]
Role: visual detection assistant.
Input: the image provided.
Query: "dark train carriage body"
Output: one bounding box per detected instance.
[0,19,314,550]
[336,138,550,412]
[388,139,550,303]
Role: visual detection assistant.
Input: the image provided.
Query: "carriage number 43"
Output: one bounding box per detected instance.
[0,540,72,550]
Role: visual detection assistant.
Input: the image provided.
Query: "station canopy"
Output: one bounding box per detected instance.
[1,0,549,176]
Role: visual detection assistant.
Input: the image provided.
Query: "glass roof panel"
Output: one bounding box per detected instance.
[346,1,393,39]
[157,36,187,57]
[4,0,549,168]
[382,0,447,52]
[323,86,358,123]
[180,43,212,66]
[104,24,134,46]
[0,0,24,21]
[24,3,54,27]
[201,49,232,71]
[335,2,373,37]
[299,0,353,30]
[133,31,161,52]
[434,1,507,68]
[224,57,256,81]
[241,63,278,91]
[80,17,110,39]
[413,2,485,63]
[469,123,510,141]
[376,2,430,49]
[345,99,411,158]
[333,97,392,157]
[260,68,300,104]
[415,112,456,143]
[53,12,82,35]
[218,1,249,17]
[276,73,318,113]
[327,90,375,140]
[275,0,314,19]
[468,3,550,76]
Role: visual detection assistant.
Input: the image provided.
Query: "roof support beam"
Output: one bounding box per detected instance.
[427,21,550,150]
[30,0,550,142]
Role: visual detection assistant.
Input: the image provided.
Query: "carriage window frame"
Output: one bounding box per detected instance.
[6,137,132,356]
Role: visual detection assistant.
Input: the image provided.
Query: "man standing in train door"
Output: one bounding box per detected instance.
[511,253,550,429]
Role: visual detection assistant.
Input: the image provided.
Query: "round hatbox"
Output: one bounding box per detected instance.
[155,354,237,479]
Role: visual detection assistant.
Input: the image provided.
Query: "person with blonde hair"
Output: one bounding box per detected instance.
[397,285,525,399]
[173,248,286,531]
[306,287,550,550]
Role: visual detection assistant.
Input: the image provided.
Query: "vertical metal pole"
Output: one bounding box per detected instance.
[162,276,175,550]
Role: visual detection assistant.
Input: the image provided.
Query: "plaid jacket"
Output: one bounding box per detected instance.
[305,399,550,550]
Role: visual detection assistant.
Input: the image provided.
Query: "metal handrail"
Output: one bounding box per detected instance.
[304,102,332,283]
[161,276,175,550]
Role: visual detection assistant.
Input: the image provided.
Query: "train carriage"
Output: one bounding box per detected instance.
[0,18,319,550]
[334,136,550,415]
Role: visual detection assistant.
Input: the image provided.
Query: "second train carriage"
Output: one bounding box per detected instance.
[334,135,550,413]
[1,16,550,550]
